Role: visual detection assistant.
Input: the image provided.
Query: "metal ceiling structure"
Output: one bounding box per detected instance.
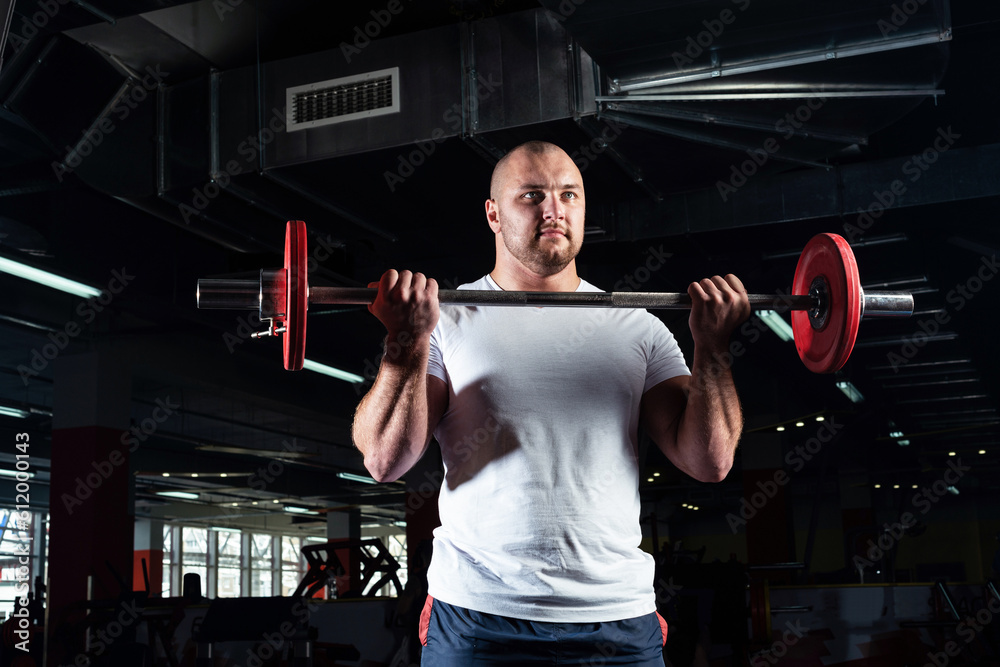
[0,0,997,540]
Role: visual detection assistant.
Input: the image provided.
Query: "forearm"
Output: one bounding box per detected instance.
[676,346,742,482]
[352,333,433,483]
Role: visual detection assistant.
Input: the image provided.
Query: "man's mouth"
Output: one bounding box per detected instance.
[538,227,567,239]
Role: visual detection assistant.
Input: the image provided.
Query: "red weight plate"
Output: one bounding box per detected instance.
[791,233,862,373]
[283,220,308,371]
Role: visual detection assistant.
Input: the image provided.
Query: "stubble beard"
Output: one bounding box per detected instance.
[501,227,582,276]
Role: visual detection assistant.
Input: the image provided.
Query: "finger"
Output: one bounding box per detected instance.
[411,272,427,295]
[723,273,746,293]
[379,269,399,293]
[426,277,439,300]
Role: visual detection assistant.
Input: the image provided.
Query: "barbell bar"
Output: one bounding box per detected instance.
[196,221,914,374]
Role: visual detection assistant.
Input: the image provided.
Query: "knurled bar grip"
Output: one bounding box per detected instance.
[310,286,818,310]
[197,280,913,316]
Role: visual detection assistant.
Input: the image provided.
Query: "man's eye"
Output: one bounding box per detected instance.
[563,192,578,199]
[521,192,540,200]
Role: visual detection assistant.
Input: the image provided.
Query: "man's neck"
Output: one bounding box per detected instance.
[489,260,581,293]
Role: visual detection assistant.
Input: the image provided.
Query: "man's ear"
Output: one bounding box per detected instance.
[485,199,501,234]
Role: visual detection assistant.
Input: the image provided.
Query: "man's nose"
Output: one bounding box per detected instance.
[541,193,564,220]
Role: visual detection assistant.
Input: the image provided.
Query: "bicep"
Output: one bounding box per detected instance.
[640,375,690,461]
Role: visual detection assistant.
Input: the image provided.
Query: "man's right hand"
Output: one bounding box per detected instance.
[368,269,440,340]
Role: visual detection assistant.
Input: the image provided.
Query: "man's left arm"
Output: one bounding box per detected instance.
[640,274,750,483]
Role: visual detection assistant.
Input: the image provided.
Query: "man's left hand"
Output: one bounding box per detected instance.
[687,274,751,352]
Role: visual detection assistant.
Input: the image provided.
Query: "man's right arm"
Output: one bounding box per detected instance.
[351,270,447,483]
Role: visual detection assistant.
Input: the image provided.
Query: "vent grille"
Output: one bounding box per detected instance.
[286,67,400,132]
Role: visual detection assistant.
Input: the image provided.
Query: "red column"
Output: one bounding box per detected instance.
[47,353,133,664]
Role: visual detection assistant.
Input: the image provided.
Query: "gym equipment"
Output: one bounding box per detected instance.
[197,221,914,373]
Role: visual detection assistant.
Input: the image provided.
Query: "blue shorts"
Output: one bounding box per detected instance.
[419,596,668,666]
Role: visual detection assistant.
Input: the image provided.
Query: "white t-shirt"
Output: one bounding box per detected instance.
[425,275,690,622]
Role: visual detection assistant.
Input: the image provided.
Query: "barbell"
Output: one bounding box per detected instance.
[196,221,914,374]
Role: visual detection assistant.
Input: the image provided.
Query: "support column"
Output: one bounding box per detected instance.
[739,428,794,569]
[134,519,164,595]
[326,508,361,597]
[47,351,132,664]
[404,444,441,581]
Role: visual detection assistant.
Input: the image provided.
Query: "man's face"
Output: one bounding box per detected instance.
[487,149,586,276]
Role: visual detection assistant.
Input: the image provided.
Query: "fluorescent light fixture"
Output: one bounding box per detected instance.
[836,381,865,403]
[946,485,959,495]
[874,484,881,489]
[0,469,33,479]
[948,451,957,457]
[337,472,377,485]
[303,359,365,383]
[795,421,805,427]
[283,505,311,514]
[0,406,30,419]
[757,310,794,342]
[815,416,825,422]
[156,491,199,500]
[897,439,910,446]
[776,426,785,432]
[0,256,102,298]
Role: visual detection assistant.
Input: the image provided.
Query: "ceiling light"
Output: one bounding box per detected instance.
[890,431,904,438]
[653,472,660,477]
[0,255,102,298]
[272,499,280,504]
[757,310,794,342]
[979,449,987,455]
[946,485,959,495]
[948,451,956,457]
[0,469,33,479]
[0,405,30,419]
[220,473,228,478]
[191,473,199,478]
[795,421,805,427]
[337,472,377,485]
[874,484,881,489]
[284,506,311,514]
[303,359,365,383]
[897,439,910,447]
[251,501,258,506]
[162,473,170,477]
[231,502,238,506]
[776,426,785,432]
[836,380,865,404]
[156,491,199,500]
[912,485,918,489]
[647,477,654,482]
[893,484,900,489]
[815,416,825,422]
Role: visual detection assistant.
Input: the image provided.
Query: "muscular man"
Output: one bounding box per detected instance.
[353,141,749,665]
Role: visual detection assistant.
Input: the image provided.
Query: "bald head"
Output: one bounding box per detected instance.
[490,141,571,201]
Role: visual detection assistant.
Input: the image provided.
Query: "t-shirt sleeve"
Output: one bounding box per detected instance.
[643,313,691,393]
[427,324,448,382]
